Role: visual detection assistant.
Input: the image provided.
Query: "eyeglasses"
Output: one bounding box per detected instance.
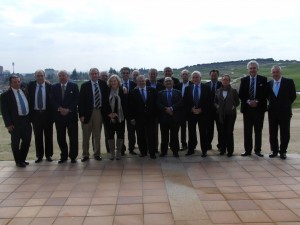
[122,72,130,75]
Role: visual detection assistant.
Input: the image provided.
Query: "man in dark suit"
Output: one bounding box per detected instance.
[206,69,222,150]
[128,75,158,159]
[157,67,180,86]
[1,75,32,167]
[239,60,267,157]
[267,65,296,159]
[120,67,138,155]
[175,69,193,151]
[157,77,183,157]
[79,68,108,162]
[146,68,165,153]
[184,71,211,157]
[28,70,53,163]
[51,70,79,163]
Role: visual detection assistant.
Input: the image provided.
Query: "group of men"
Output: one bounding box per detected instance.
[0,60,296,167]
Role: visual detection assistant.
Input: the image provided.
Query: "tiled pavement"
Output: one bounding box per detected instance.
[1,153,300,225]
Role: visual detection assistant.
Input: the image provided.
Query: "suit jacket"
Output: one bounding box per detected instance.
[174,81,193,95]
[102,86,127,122]
[239,75,267,113]
[122,80,136,92]
[1,88,29,127]
[27,81,53,122]
[157,77,180,86]
[51,82,79,122]
[267,77,296,116]
[206,80,222,112]
[78,79,108,123]
[146,80,165,92]
[183,83,211,117]
[157,89,183,123]
[128,87,157,121]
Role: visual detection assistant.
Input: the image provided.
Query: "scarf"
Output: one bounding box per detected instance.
[109,88,124,123]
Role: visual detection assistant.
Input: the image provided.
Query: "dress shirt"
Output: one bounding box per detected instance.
[12,88,29,116]
[34,82,46,110]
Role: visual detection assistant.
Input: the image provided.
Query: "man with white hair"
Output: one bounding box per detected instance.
[183,71,211,157]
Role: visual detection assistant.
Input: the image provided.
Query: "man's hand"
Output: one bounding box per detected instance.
[191,107,202,115]
[249,100,258,108]
[80,117,85,123]
[165,107,173,116]
[6,125,14,132]
[130,119,136,126]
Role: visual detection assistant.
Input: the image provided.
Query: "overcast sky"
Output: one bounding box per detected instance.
[1,0,300,73]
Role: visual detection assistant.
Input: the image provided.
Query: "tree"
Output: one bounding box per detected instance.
[71,68,78,80]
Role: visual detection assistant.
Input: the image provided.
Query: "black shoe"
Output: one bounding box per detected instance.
[139,154,147,157]
[227,153,233,157]
[207,145,212,150]
[201,153,207,158]
[150,155,157,159]
[255,152,264,157]
[58,159,67,164]
[81,157,89,162]
[116,157,121,160]
[173,153,179,158]
[269,152,278,158]
[23,161,29,165]
[180,145,187,151]
[280,153,287,160]
[110,157,115,160]
[16,162,26,168]
[46,157,53,162]
[185,151,195,156]
[71,159,77,163]
[35,158,43,163]
[220,152,225,156]
[241,152,251,156]
[121,151,125,156]
[154,149,159,153]
[94,156,102,161]
[129,150,138,155]
[159,153,166,157]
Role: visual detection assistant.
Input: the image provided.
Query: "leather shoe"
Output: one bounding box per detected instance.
[180,145,187,151]
[227,153,233,157]
[159,153,166,157]
[280,153,287,160]
[255,152,264,157]
[94,156,102,161]
[269,152,278,158]
[139,154,147,157]
[71,159,77,163]
[150,155,157,159]
[173,153,179,158]
[16,162,26,167]
[201,153,207,158]
[241,152,251,156]
[185,151,195,156]
[35,158,42,163]
[81,157,89,162]
[46,157,53,162]
[129,150,138,155]
[58,159,67,164]
[23,161,29,165]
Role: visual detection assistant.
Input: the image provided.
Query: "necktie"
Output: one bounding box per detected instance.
[249,77,255,100]
[37,85,43,109]
[194,85,199,106]
[274,81,279,97]
[61,84,65,100]
[167,90,172,106]
[17,90,27,115]
[94,83,101,108]
[212,82,216,97]
[141,88,146,103]
[124,82,128,90]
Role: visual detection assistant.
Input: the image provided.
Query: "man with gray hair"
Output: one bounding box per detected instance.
[239,60,267,157]
[183,71,211,157]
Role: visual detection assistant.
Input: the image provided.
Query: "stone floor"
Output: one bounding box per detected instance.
[1,152,300,225]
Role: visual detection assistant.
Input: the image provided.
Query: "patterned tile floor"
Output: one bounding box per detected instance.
[1,153,300,225]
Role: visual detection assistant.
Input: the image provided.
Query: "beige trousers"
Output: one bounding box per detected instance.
[81,109,102,157]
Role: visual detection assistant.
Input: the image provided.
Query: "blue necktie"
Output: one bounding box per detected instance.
[274,81,279,97]
[37,85,43,109]
[17,90,27,115]
[194,85,199,106]
[167,90,172,106]
[141,89,146,103]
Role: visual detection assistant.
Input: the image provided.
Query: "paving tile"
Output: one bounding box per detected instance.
[191,180,215,188]
[36,206,62,217]
[144,213,174,225]
[1,178,26,185]
[5,217,32,225]
[207,211,241,224]
[117,196,143,204]
[44,197,67,206]
[174,220,213,225]
[247,192,275,200]
[143,195,169,203]
[118,189,143,197]
[236,210,272,223]
[223,192,250,200]
[115,204,143,215]
[29,217,56,225]
[87,205,116,216]
[114,215,144,225]
[58,205,89,217]
[83,216,113,225]
[0,206,21,218]
[270,191,299,199]
[255,199,288,210]
[264,209,300,222]
[241,185,267,192]
[15,206,41,217]
[202,201,232,211]
[228,200,260,210]
[0,198,28,207]
[53,217,85,225]
[65,197,92,206]
[25,198,47,206]
[144,202,171,214]
[91,197,117,205]
[280,198,300,209]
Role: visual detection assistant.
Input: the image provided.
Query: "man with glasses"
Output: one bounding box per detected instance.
[120,67,138,155]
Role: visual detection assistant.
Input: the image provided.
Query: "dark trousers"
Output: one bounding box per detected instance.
[179,120,187,147]
[268,110,291,154]
[207,111,221,149]
[153,118,159,151]
[135,119,155,156]
[55,119,78,160]
[160,119,180,155]
[103,121,110,152]
[32,111,53,159]
[187,114,208,154]
[242,109,265,153]
[11,116,32,163]
[107,121,125,139]
[219,114,236,155]
[124,118,136,151]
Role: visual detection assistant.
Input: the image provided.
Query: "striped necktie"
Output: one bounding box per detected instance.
[94,82,101,108]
